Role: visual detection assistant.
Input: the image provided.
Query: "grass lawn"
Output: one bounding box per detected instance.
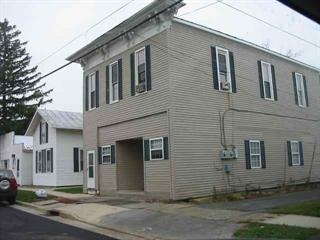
[54,186,83,194]
[271,200,320,217]
[234,223,320,240]
[17,190,55,203]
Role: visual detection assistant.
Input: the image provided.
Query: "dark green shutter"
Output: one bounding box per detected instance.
[211,47,219,90]
[39,123,42,144]
[111,145,116,164]
[130,53,135,96]
[45,122,48,143]
[287,141,293,166]
[50,148,53,172]
[85,76,89,111]
[303,76,309,107]
[118,59,123,100]
[106,65,110,104]
[73,148,79,172]
[35,151,38,173]
[292,72,298,105]
[95,71,99,108]
[98,147,102,164]
[271,65,278,101]
[244,140,251,169]
[260,141,266,168]
[258,61,264,99]
[146,45,151,91]
[229,51,237,93]
[144,140,150,161]
[163,137,169,160]
[299,141,304,166]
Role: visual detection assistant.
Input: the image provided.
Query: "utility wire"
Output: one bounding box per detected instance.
[36,0,136,66]
[178,0,219,17]
[36,0,183,82]
[218,1,320,49]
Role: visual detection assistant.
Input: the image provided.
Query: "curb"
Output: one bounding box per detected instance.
[16,201,163,240]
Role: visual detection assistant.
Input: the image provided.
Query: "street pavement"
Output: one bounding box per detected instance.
[0,202,117,240]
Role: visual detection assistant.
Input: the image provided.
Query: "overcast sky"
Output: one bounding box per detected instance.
[1,0,319,113]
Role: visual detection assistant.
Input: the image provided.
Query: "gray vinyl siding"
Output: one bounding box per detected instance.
[167,21,320,199]
[82,31,172,196]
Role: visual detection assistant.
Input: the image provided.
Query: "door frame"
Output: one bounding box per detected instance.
[87,150,95,189]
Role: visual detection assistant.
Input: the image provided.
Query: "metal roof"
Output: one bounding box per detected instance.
[25,109,83,136]
[14,136,33,150]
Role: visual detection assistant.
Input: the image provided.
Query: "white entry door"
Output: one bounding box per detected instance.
[87,151,95,189]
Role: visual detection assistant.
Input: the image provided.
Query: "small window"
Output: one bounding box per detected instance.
[216,47,232,92]
[89,72,96,110]
[135,47,146,94]
[290,141,301,165]
[41,122,48,144]
[249,140,261,168]
[109,61,119,103]
[261,61,274,100]
[149,138,164,160]
[102,146,111,164]
[295,73,306,107]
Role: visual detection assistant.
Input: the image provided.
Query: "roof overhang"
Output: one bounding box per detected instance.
[66,0,185,64]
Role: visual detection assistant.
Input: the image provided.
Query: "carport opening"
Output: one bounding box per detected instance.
[116,138,144,191]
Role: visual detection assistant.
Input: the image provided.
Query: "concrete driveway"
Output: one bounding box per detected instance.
[199,189,320,212]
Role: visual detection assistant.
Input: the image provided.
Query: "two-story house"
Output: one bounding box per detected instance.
[25,109,84,186]
[0,132,33,185]
[67,0,320,200]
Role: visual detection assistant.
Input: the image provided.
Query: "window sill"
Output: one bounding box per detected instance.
[110,100,119,105]
[218,89,232,93]
[264,97,275,101]
[135,90,148,96]
[87,107,96,112]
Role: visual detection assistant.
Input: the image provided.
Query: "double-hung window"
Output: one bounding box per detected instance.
[79,149,84,171]
[261,61,274,100]
[290,141,300,166]
[102,146,111,164]
[109,61,119,103]
[249,140,262,168]
[216,47,232,92]
[38,151,42,173]
[46,149,51,172]
[89,73,96,110]
[294,73,306,107]
[135,47,146,94]
[149,138,164,160]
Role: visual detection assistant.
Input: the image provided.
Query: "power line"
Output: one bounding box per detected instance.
[36,0,184,82]
[178,1,219,17]
[36,0,136,66]
[218,0,320,49]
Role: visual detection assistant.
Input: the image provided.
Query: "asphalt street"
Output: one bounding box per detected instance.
[0,202,117,240]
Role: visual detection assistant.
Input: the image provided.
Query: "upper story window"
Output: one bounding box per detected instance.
[40,121,48,144]
[149,137,164,160]
[216,47,232,92]
[89,73,96,110]
[110,61,119,103]
[261,61,274,100]
[135,47,147,94]
[294,72,307,107]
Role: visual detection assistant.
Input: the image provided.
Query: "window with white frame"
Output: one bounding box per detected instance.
[89,73,96,110]
[216,47,231,91]
[109,62,119,103]
[102,146,111,164]
[295,73,306,107]
[261,61,274,100]
[249,140,262,168]
[41,121,48,144]
[291,141,300,165]
[149,138,164,160]
[135,47,146,94]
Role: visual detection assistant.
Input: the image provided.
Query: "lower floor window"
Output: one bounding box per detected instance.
[36,148,53,173]
[150,138,164,160]
[102,146,111,164]
[249,140,261,168]
[291,141,301,165]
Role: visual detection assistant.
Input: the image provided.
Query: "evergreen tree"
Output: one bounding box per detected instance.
[0,19,52,135]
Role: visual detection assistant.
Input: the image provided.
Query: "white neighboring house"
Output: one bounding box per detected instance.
[25,109,84,186]
[0,132,33,185]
